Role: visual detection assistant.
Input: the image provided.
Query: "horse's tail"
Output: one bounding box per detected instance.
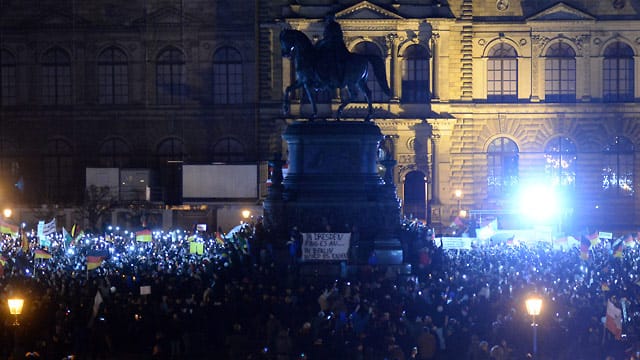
[366,55,391,96]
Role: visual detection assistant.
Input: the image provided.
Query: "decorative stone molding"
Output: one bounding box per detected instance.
[398,154,416,164]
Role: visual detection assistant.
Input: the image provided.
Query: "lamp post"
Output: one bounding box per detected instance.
[241,210,251,223]
[454,189,462,211]
[8,298,24,326]
[8,297,24,360]
[525,296,542,358]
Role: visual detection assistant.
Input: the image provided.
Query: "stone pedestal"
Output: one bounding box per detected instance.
[263,121,402,264]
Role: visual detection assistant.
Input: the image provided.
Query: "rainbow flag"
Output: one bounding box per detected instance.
[136,229,152,242]
[34,249,52,259]
[86,256,104,270]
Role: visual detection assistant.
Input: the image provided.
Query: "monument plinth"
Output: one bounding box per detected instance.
[263,120,402,264]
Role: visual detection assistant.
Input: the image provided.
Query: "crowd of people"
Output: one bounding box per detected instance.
[0,218,638,359]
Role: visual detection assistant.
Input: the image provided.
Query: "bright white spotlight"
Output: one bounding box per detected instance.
[517,184,560,223]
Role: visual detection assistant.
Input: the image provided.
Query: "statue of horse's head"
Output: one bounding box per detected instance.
[280,29,313,58]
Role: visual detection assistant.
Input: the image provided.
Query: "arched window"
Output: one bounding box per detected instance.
[603,42,634,102]
[42,48,72,105]
[213,47,243,104]
[545,43,576,102]
[211,137,245,163]
[98,47,128,104]
[544,136,576,189]
[401,45,429,103]
[487,137,519,196]
[0,49,16,106]
[352,42,389,102]
[156,48,185,105]
[487,43,517,102]
[602,136,634,197]
[157,137,185,164]
[43,138,74,203]
[98,137,131,168]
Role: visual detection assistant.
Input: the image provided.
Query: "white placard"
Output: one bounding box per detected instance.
[301,233,351,261]
[140,285,152,295]
[441,237,472,250]
[599,231,613,240]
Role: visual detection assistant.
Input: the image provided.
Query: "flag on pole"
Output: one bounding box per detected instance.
[606,300,623,339]
[34,249,52,259]
[62,227,73,247]
[613,239,624,258]
[86,256,104,270]
[215,232,225,245]
[38,219,55,247]
[587,229,600,247]
[89,289,104,327]
[580,236,590,261]
[624,233,635,247]
[42,218,57,236]
[136,229,152,242]
[0,219,18,236]
[21,231,29,252]
[0,255,6,276]
[74,230,85,243]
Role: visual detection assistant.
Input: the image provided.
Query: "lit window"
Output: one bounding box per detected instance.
[487,137,519,196]
[487,43,517,102]
[213,47,243,104]
[0,49,16,106]
[602,136,634,197]
[402,45,429,103]
[98,47,128,104]
[544,136,576,188]
[603,42,634,102]
[545,43,576,102]
[156,48,185,105]
[42,48,72,105]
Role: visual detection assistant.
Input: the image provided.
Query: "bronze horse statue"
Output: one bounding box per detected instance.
[280,28,390,122]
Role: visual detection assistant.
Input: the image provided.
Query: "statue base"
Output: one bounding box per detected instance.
[263,121,402,265]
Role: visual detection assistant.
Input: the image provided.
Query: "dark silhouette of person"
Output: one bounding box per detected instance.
[315,17,349,87]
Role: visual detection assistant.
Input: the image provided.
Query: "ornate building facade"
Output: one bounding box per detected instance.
[2,0,640,233]
[260,0,640,234]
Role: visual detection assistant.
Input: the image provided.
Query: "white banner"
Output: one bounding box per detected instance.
[302,233,351,261]
[42,218,57,236]
[440,237,472,250]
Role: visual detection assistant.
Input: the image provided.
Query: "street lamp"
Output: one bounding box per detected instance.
[454,189,462,211]
[525,296,543,357]
[8,298,24,326]
[3,208,12,219]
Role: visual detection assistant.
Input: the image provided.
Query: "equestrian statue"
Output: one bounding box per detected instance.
[280,19,390,122]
